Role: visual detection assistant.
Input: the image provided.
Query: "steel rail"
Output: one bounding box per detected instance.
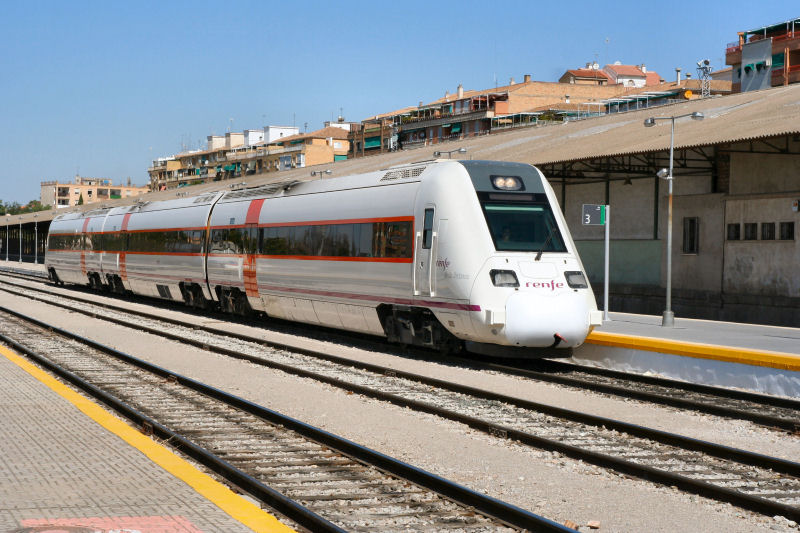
[2,276,799,434]
[2,291,800,520]
[0,305,570,532]
[444,355,800,431]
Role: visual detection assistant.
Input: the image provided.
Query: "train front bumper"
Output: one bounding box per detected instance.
[502,290,593,348]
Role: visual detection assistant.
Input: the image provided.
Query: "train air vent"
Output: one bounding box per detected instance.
[224,180,302,200]
[156,285,172,299]
[192,194,218,204]
[380,166,426,182]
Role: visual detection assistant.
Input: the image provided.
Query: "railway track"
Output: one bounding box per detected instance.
[2,278,800,521]
[2,272,798,433]
[0,306,567,532]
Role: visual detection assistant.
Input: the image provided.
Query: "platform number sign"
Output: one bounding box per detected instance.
[582,204,606,225]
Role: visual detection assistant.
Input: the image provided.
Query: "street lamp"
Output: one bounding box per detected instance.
[643,111,704,326]
[310,169,332,178]
[433,147,467,159]
[33,214,38,264]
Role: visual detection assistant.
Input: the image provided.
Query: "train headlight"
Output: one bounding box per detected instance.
[490,269,519,287]
[564,271,588,289]
[491,175,524,191]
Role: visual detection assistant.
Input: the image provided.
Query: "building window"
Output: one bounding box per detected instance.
[780,222,795,241]
[761,222,775,240]
[743,223,758,240]
[682,217,699,254]
[726,223,740,240]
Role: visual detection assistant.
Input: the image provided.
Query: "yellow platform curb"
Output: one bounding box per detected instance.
[587,331,800,372]
[0,344,296,533]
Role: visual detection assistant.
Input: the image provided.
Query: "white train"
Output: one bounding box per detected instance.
[46,160,602,356]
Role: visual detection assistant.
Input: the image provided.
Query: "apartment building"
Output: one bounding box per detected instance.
[148,125,348,191]
[40,176,149,208]
[602,63,661,87]
[726,16,800,92]
[348,71,661,157]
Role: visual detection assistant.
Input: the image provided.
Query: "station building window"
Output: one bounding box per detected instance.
[726,223,740,241]
[682,217,699,254]
[780,221,795,241]
[761,222,775,240]
[743,223,758,240]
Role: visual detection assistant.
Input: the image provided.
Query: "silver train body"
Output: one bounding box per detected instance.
[46,160,602,356]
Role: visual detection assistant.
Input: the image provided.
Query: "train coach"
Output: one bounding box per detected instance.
[46,159,602,356]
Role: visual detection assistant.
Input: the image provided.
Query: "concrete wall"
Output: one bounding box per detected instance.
[207,135,224,150]
[576,240,661,286]
[724,196,800,297]
[264,126,299,143]
[244,129,264,146]
[225,132,244,149]
[740,38,773,92]
[670,193,726,292]
[730,152,800,194]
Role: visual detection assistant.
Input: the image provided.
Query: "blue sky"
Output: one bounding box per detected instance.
[0,0,795,203]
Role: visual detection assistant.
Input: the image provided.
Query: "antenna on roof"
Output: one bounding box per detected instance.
[696,59,712,98]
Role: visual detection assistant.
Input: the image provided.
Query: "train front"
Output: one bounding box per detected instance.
[458,161,602,355]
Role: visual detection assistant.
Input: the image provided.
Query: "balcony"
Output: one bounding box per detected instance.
[397,110,494,132]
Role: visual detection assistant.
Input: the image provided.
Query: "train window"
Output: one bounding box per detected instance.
[288,226,311,256]
[384,222,412,258]
[726,223,740,241]
[353,223,372,257]
[256,221,412,259]
[262,226,290,254]
[209,229,230,253]
[482,203,566,253]
[103,232,128,252]
[743,223,758,240]
[319,224,353,257]
[422,209,434,249]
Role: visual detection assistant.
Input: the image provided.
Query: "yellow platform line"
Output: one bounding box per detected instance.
[587,331,800,372]
[0,344,296,533]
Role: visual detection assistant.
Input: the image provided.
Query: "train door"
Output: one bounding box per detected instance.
[414,207,436,297]
[243,223,259,303]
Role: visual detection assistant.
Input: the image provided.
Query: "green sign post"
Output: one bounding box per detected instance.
[582,204,610,321]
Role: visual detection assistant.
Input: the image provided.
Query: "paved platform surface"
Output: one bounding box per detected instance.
[595,312,800,356]
[0,343,292,533]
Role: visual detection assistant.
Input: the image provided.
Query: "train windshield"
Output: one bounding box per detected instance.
[482,202,567,253]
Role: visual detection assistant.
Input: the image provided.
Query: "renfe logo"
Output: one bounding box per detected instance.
[526,280,565,290]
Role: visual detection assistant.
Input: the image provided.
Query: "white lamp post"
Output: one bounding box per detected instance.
[643,111,704,327]
[433,147,467,159]
[34,214,38,264]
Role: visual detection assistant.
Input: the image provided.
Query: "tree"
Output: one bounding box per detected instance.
[77,194,84,205]
[0,199,53,216]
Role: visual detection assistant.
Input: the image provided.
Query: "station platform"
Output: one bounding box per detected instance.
[0,343,293,533]
[580,313,800,397]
